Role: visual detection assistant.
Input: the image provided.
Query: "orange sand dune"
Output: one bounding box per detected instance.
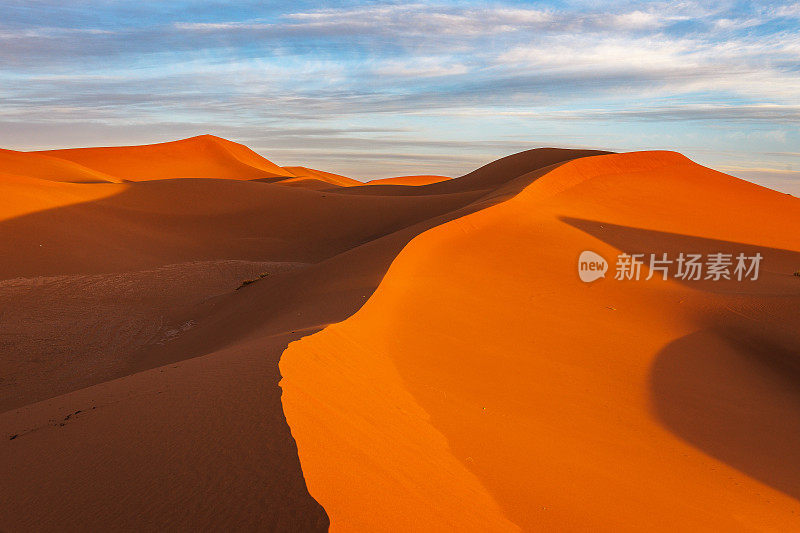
[280,166,362,188]
[330,148,609,198]
[2,138,799,531]
[0,148,120,184]
[366,174,450,186]
[37,134,294,181]
[0,172,123,222]
[271,176,344,190]
[281,151,800,530]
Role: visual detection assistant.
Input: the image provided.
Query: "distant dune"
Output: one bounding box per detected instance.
[0,147,121,183]
[276,169,451,189]
[1,137,798,531]
[366,174,451,186]
[280,166,363,188]
[36,134,294,181]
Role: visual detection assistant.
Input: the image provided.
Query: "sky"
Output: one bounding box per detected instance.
[1,1,799,192]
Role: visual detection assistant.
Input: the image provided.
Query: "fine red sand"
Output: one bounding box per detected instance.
[2,138,799,531]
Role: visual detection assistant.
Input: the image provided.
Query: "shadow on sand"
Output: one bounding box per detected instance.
[563,215,800,501]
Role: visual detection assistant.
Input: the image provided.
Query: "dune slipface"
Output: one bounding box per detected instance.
[2,138,799,531]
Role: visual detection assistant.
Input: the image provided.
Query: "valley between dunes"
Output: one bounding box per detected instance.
[1,135,799,531]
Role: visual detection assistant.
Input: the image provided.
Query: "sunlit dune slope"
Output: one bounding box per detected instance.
[366,174,451,186]
[36,134,294,181]
[0,148,120,184]
[0,172,123,222]
[281,151,800,531]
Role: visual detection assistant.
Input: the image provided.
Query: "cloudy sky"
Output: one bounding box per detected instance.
[2,1,799,191]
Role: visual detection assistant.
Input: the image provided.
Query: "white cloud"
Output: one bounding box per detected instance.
[283,4,555,35]
[774,2,800,18]
[498,36,697,70]
[374,57,469,78]
[609,10,663,29]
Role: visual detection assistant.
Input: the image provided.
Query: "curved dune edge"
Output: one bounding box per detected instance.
[280,151,800,530]
[280,323,517,531]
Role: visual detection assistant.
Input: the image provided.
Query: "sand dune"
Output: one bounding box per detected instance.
[366,174,451,186]
[274,171,451,189]
[2,137,799,531]
[280,166,363,188]
[37,135,293,181]
[281,150,800,530]
[0,148,120,183]
[0,172,123,225]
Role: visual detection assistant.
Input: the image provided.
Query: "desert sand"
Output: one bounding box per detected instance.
[366,174,451,186]
[1,136,799,531]
[280,166,363,189]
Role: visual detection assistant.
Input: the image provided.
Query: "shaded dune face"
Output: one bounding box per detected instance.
[0,141,600,531]
[0,260,305,413]
[651,326,800,502]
